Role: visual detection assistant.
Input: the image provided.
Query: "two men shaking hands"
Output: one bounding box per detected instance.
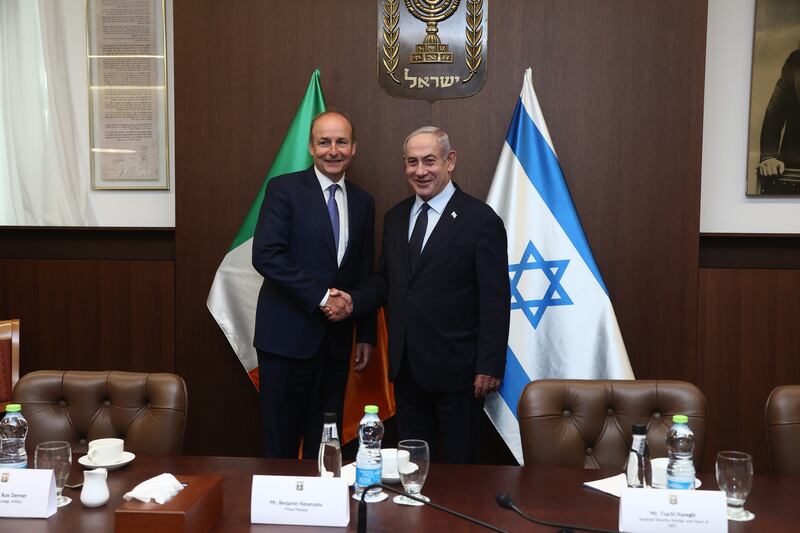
[253,110,510,464]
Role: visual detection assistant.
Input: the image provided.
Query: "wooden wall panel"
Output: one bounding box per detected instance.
[698,268,800,473]
[435,0,706,381]
[0,259,174,374]
[174,0,707,457]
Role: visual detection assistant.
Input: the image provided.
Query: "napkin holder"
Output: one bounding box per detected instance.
[115,475,223,533]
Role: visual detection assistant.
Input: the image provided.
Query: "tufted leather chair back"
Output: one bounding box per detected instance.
[518,379,708,470]
[765,385,800,475]
[12,370,187,456]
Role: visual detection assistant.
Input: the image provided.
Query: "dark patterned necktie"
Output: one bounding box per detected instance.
[327,184,340,253]
[408,203,430,271]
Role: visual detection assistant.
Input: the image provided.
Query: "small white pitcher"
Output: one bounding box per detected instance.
[80,467,110,507]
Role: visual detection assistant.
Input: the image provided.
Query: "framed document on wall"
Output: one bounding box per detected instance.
[86,0,170,190]
[747,0,800,196]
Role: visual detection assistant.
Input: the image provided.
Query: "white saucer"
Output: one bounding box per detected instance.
[78,451,136,470]
[352,491,389,503]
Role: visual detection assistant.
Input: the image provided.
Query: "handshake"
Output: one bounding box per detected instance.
[323,288,353,322]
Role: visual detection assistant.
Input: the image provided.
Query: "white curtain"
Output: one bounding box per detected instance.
[0,0,94,225]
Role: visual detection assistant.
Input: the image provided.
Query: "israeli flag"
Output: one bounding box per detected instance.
[485,69,634,465]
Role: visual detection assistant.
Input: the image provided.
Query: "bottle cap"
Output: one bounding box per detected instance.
[632,423,647,435]
[364,405,379,414]
[4,404,21,413]
[672,414,689,424]
[323,412,337,423]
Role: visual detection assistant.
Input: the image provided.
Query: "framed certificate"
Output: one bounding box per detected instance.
[86,0,170,190]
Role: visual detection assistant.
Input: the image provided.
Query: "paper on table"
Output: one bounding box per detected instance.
[583,473,628,498]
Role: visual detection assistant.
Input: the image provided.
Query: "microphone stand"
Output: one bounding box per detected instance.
[495,493,618,533]
[357,483,507,533]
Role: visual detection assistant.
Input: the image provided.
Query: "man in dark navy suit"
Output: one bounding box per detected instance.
[329,126,510,463]
[252,111,375,458]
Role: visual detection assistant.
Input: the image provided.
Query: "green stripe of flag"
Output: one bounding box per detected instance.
[229,69,327,250]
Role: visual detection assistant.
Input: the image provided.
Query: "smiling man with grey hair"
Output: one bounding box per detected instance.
[327,125,510,463]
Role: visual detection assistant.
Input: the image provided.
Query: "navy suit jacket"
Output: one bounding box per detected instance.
[352,184,510,392]
[252,166,376,359]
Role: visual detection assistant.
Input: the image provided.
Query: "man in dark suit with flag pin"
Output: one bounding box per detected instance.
[328,126,510,463]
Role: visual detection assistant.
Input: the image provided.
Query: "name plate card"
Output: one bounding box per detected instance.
[250,475,349,527]
[619,488,728,533]
[0,469,56,518]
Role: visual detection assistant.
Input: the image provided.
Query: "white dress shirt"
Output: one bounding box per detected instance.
[408,180,456,250]
[314,166,349,265]
[315,167,349,307]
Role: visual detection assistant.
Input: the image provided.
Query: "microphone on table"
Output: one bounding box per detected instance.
[357,483,507,533]
[495,493,618,533]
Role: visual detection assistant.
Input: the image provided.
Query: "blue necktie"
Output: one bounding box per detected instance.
[327,184,340,253]
[408,203,430,271]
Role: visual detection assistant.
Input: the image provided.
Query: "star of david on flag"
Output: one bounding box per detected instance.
[484,69,634,465]
[509,241,572,329]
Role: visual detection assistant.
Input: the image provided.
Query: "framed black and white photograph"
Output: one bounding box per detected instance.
[747,0,800,196]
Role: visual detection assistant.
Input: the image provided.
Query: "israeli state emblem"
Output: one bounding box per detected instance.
[378,0,488,100]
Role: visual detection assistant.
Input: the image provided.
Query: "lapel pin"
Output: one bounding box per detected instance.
[451,211,457,219]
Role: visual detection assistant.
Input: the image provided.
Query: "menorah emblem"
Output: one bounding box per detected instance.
[405,0,461,64]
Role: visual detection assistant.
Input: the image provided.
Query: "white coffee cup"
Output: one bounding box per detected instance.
[87,438,124,464]
[651,457,669,487]
[381,448,398,478]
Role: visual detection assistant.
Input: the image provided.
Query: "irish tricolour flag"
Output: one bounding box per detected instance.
[207,71,394,442]
[207,70,326,387]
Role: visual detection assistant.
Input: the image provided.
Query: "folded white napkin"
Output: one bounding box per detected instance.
[123,473,185,504]
[583,473,628,498]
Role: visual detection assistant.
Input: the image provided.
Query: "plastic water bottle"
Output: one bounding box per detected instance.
[354,405,383,499]
[666,414,695,490]
[318,412,342,477]
[0,404,29,469]
[626,423,651,488]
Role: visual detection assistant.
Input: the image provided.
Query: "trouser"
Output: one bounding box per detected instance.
[257,338,349,459]
[393,354,483,464]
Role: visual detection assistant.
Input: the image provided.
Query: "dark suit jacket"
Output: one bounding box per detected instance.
[761,49,800,168]
[252,166,376,359]
[352,184,510,392]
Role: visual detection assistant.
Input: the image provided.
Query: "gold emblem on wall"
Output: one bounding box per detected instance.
[378,0,488,100]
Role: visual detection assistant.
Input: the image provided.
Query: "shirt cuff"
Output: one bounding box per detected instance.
[319,289,330,308]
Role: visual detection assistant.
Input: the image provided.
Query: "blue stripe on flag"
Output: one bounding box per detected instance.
[505,98,608,295]
[498,346,531,420]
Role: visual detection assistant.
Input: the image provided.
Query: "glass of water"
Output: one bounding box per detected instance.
[35,441,73,507]
[394,439,429,506]
[715,451,754,521]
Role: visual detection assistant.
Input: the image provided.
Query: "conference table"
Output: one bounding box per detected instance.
[4,455,799,532]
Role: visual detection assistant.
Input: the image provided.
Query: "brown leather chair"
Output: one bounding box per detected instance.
[0,318,20,403]
[518,379,708,470]
[12,370,187,456]
[765,385,800,475]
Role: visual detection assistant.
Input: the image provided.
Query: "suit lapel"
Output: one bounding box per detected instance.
[302,167,337,261]
[394,197,415,281]
[409,188,464,278]
[340,184,359,267]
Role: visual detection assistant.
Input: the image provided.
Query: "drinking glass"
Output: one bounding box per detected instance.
[715,451,754,521]
[35,441,73,507]
[394,439,429,506]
